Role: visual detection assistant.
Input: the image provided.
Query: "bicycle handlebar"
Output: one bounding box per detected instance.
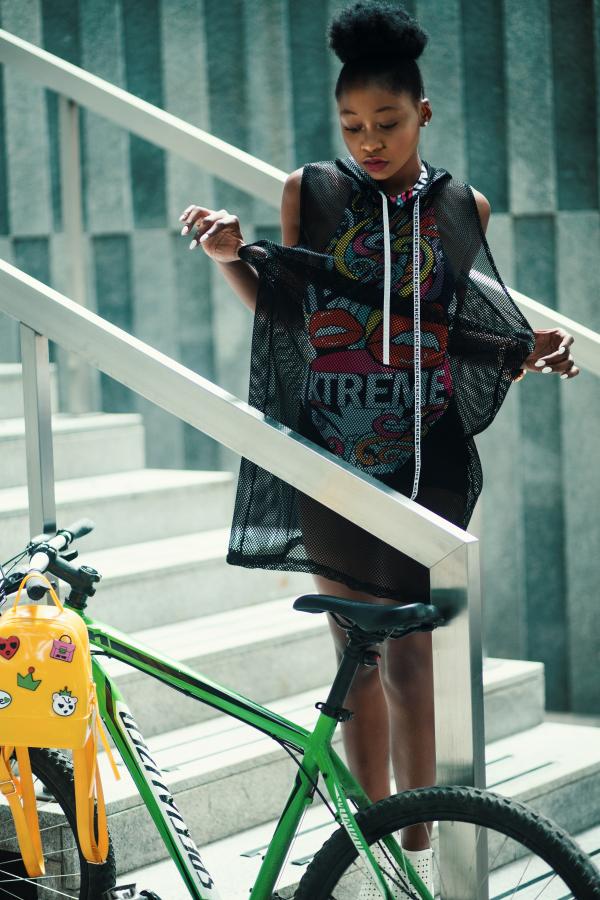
[23,519,96,600]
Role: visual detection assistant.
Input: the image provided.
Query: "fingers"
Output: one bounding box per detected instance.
[178,205,214,236]
[536,331,574,367]
[539,351,580,379]
[189,213,237,249]
[560,356,580,378]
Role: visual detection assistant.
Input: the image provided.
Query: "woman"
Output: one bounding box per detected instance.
[179,2,579,894]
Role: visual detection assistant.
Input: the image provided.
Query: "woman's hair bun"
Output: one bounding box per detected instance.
[329,1,428,65]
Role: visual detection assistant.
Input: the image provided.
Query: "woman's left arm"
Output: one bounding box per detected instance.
[472,188,580,382]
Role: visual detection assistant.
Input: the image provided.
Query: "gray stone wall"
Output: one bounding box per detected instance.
[0,0,598,713]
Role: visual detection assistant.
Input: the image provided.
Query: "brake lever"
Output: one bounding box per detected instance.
[60,549,79,562]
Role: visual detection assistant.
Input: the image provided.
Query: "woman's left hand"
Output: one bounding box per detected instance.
[521,328,580,380]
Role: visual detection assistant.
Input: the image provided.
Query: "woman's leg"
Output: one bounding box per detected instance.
[379,629,435,850]
[314,572,435,850]
[313,574,392,803]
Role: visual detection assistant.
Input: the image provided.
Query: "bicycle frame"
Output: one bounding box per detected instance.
[82,608,432,900]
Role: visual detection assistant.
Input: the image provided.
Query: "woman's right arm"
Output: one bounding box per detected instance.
[214,256,260,314]
[180,168,303,315]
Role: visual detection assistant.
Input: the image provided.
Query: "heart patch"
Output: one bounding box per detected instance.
[0,636,20,660]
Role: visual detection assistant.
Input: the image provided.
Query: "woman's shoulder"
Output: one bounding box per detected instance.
[434,172,491,235]
[470,186,491,234]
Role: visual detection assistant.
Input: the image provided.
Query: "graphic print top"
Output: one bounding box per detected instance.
[302,159,455,491]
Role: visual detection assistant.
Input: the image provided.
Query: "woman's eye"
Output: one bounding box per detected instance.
[343,123,398,133]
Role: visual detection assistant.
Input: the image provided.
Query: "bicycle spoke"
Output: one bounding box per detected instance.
[509,850,533,897]
[533,870,559,899]
[0,841,80,868]
[0,865,79,897]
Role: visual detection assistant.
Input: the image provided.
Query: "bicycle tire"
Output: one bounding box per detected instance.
[0,747,116,899]
[294,784,600,899]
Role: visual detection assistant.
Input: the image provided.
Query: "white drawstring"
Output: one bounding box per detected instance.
[380,193,392,366]
[378,190,422,500]
[411,194,422,501]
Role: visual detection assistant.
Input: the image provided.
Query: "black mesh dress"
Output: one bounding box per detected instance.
[226,155,536,602]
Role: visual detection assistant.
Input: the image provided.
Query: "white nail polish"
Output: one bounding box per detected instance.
[535,359,545,367]
[542,366,552,373]
[181,225,188,235]
[189,239,197,249]
[560,373,568,379]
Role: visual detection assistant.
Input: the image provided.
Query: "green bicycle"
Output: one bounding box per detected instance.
[0,521,598,899]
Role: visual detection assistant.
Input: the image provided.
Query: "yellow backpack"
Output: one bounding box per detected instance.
[0,572,120,877]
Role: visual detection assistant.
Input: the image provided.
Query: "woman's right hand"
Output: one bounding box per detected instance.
[179,205,245,263]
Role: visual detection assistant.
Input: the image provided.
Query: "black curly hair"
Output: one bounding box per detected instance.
[329,1,429,104]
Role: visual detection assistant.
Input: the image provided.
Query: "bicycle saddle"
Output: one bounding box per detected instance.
[293,594,444,635]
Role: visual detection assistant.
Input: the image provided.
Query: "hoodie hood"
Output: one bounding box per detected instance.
[334,154,451,204]
[331,154,452,501]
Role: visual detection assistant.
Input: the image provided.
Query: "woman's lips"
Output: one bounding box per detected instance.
[364,160,388,171]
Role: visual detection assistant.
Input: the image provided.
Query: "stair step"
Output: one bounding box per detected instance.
[100,596,335,736]
[79,529,313,630]
[0,468,235,558]
[122,811,600,899]
[484,655,545,741]
[0,412,145,487]
[96,593,543,738]
[90,698,592,873]
[0,362,59,419]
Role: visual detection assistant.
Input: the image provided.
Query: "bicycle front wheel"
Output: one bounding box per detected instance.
[0,747,116,898]
[294,784,600,899]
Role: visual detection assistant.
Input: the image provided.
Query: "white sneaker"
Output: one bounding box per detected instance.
[356,841,434,899]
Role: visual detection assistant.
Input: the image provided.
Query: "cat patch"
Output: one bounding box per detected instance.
[52,687,78,717]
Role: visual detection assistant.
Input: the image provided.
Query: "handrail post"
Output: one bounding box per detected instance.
[431,540,488,898]
[57,94,99,413]
[20,324,57,542]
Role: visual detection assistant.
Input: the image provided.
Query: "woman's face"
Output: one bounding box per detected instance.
[337,85,430,188]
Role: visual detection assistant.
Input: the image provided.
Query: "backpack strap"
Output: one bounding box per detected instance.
[0,745,45,877]
[73,728,109,863]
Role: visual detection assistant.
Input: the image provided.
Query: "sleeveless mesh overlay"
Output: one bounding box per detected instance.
[226,155,535,601]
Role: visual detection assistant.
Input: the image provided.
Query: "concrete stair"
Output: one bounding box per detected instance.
[0,362,598,896]
[0,468,235,558]
[0,362,59,419]
[0,412,145,487]
[79,529,310,629]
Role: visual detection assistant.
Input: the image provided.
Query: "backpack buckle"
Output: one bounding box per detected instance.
[0,777,17,796]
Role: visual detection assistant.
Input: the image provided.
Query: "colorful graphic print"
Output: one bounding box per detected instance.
[17,666,41,691]
[50,634,76,662]
[52,687,78,717]
[0,635,20,660]
[0,689,12,709]
[303,203,455,474]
